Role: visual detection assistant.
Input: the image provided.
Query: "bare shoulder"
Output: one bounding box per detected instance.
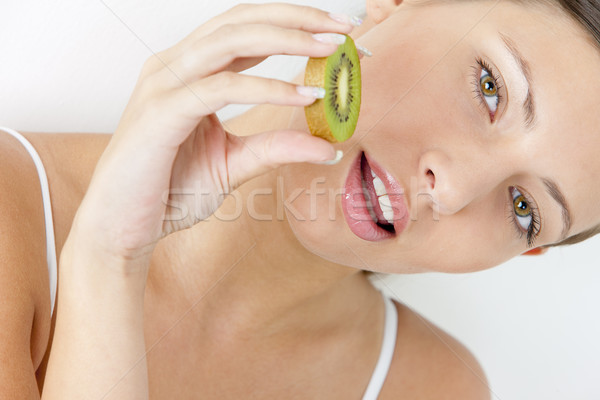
[18,131,112,195]
[0,129,111,275]
[0,130,51,312]
[380,300,491,399]
[0,130,111,381]
[12,131,112,249]
[0,131,53,395]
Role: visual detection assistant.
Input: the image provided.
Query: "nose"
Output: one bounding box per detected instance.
[415,150,499,216]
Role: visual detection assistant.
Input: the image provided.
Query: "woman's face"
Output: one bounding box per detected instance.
[280,0,600,273]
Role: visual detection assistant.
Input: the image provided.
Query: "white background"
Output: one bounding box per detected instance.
[1,1,598,399]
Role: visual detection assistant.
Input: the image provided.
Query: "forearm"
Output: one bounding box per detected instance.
[42,229,150,400]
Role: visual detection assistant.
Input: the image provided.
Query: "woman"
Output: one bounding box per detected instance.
[2,0,599,398]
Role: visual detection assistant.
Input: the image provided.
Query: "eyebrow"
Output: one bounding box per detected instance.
[499,33,537,131]
[498,35,571,240]
[542,178,572,241]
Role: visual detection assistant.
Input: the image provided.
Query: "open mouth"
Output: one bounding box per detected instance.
[360,152,396,234]
[341,151,407,242]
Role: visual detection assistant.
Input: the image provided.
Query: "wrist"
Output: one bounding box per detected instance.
[67,207,157,270]
[59,227,151,297]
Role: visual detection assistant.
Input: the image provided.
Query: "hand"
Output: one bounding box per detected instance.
[72,3,355,263]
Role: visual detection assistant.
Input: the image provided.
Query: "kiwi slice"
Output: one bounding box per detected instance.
[304,35,361,143]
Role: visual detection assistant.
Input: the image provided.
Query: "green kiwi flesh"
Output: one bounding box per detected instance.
[304,35,361,143]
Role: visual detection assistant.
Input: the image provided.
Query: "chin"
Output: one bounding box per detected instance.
[278,162,364,270]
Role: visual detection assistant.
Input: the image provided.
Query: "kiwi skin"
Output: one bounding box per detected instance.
[304,35,361,143]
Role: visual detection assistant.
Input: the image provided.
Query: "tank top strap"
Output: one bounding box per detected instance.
[362,292,398,400]
[0,127,57,317]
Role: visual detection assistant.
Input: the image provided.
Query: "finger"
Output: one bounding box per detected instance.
[225,42,371,74]
[158,24,347,86]
[203,3,356,38]
[225,130,340,190]
[223,57,267,73]
[172,72,323,120]
[151,3,356,73]
[137,73,323,148]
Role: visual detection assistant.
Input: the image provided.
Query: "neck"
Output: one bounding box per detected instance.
[148,168,378,337]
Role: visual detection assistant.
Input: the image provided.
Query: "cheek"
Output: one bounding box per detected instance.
[401,194,518,273]
[467,200,519,269]
[356,36,430,136]
[355,21,473,152]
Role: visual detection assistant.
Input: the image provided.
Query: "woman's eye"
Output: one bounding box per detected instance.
[509,186,541,248]
[511,189,532,231]
[479,69,499,114]
[472,58,503,121]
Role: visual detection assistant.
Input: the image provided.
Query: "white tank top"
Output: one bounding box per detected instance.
[362,293,398,399]
[0,127,398,397]
[0,127,58,317]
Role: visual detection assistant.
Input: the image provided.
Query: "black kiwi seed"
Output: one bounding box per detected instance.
[327,54,356,125]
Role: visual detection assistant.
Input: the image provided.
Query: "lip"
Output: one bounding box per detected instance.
[363,152,409,235]
[341,151,409,242]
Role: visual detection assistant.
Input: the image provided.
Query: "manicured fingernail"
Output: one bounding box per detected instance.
[356,44,372,57]
[328,13,363,27]
[314,150,344,165]
[297,85,326,99]
[312,33,347,45]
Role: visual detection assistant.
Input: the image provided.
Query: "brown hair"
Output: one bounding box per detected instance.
[549,224,600,246]
[553,0,600,49]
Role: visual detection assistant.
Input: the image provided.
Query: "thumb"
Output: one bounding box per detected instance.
[226,130,342,189]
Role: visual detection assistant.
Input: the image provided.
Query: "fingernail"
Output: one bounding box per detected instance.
[312,33,347,45]
[297,85,326,99]
[314,150,344,165]
[356,44,372,57]
[328,13,363,27]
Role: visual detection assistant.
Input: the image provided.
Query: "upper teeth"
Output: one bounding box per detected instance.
[371,169,394,225]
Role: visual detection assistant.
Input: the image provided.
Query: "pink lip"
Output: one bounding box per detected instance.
[341,151,409,242]
[363,152,409,235]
